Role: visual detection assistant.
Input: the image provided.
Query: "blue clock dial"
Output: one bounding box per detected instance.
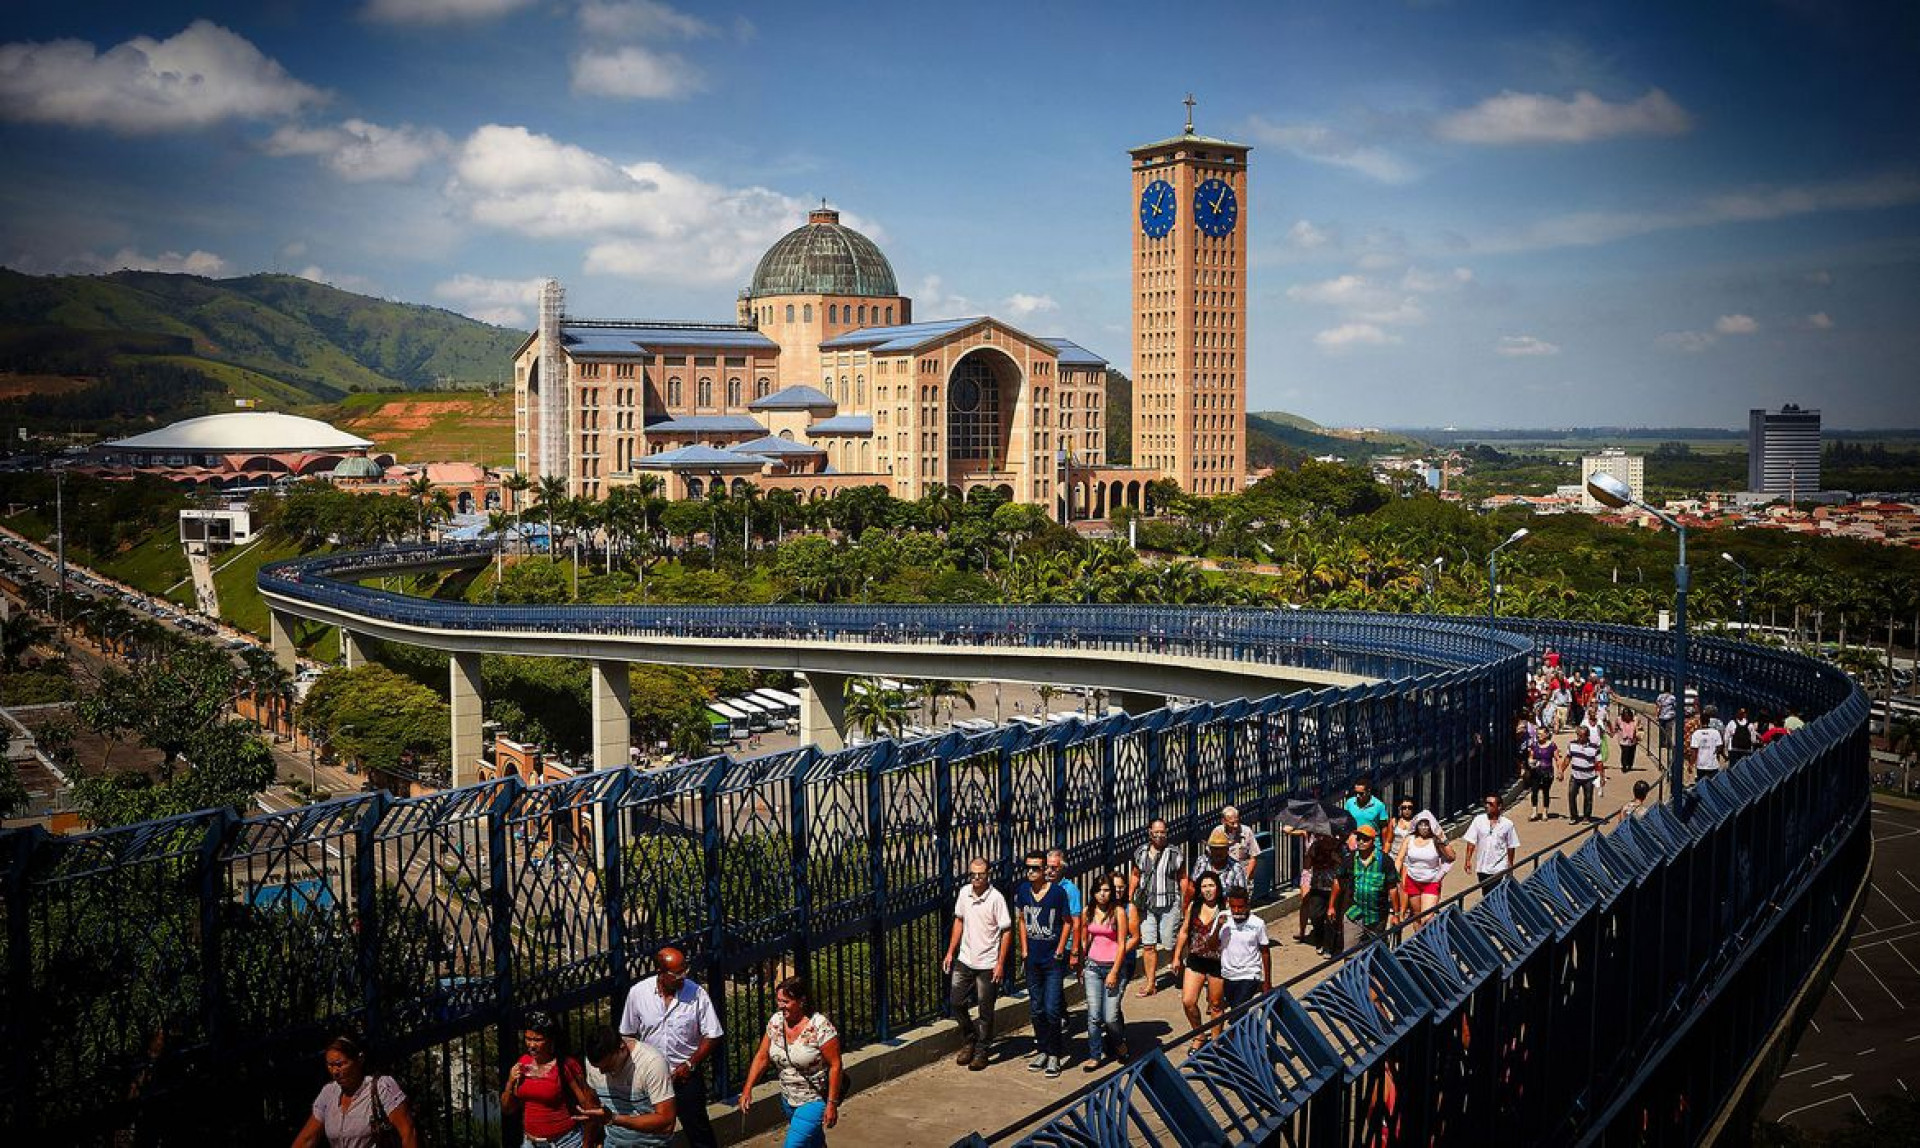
[1193,178,1238,238]
[1139,179,1176,238]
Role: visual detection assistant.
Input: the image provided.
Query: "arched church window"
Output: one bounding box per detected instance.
[727,377,742,405]
[698,377,712,407]
[786,304,795,323]
[804,304,813,322]
[668,377,682,406]
[886,306,894,324]
[856,375,865,405]
[839,375,848,404]
[828,304,838,323]
[756,376,771,399]
[858,305,867,324]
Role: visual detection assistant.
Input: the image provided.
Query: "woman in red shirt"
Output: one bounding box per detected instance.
[500,1011,597,1148]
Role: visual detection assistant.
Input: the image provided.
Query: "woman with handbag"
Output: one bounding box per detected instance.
[292,1034,419,1148]
[502,1011,598,1148]
[738,977,843,1148]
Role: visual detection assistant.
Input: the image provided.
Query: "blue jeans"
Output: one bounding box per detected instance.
[1082,960,1129,1061]
[780,1097,827,1148]
[1026,957,1065,1056]
[522,1129,584,1148]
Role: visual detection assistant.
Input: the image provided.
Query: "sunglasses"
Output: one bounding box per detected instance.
[1025,864,1043,872]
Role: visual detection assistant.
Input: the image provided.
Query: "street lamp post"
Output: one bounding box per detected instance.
[1425,556,1445,605]
[1487,528,1530,620]
[1721,552,1750,638]
[1589,471,1689,809]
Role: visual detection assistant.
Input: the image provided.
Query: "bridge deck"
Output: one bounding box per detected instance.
[735,731,1652,1147]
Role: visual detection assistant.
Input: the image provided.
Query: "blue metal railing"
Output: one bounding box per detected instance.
[0,549,1868,1147]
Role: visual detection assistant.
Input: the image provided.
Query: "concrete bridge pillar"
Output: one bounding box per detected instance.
[1113,689,1168,717]
[591,660,632,772]
[341,628,371,670]
[268,608,297,674]
[450,651,485,788]
[797,671,850,752]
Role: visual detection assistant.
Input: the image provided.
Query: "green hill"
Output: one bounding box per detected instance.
[0,268,527,417]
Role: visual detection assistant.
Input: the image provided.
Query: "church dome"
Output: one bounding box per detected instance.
[748,209,897,299]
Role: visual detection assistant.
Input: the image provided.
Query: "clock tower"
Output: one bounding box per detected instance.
[1130,99,1249,496]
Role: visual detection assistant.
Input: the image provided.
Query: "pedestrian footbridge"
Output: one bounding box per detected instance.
[257,543,1511,778]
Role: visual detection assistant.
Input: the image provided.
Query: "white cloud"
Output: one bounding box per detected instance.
[1656,330,1717,353]
[360,0,535,24]
[1314,323,1400,351]
[0,21,324,133]
[1002,293,1057,319]
[1436,88,1692,145]
[1806,270,1833,286]
[448,124,854,286]
[434,273,546,326]
[1472,172,1920,254]
[914,275,979,320]
[1401,266,1474,293]
[1495,335,1560,357]
[1808,312,1834,330]
[1714,313,1760,335]
[55,247,232,276]
[265,118,452,182]
[1244,116,1419,184]
[1287,220,1334,250]
[296,265,383,295]
[571,45,701,100]
[1286,273,1425,326]
[578,1,714,39]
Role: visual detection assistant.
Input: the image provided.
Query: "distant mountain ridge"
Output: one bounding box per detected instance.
[0,268,527,404]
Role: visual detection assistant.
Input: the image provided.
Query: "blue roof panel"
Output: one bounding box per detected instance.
[635,445,770,468]
[805,415,873,435]
[1041,338,1107,367]
[562,322,777,354]
[749,384,836,411]
[732,435,824,455]
[819,317,982,352]
[644,415,767,434]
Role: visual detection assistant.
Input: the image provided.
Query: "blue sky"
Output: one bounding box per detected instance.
[2,0,1916,428]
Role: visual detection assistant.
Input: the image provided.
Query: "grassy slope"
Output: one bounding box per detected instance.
[319,390,516,465]
[0,268,527,405]
[208,537,336,659]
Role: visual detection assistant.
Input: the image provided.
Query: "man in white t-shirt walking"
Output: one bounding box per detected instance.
[1463,793,1520,892]
[941,857,1012,1071]
[1691,718,1725,784]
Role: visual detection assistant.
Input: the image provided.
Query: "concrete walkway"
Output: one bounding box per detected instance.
[730,730,1663,1147]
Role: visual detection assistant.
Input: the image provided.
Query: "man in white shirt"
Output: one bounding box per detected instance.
[1212,889,1274,1009]
[941,857,1012,1071]
[1691,719,1725,783]
[1463,793,1520,891]
[582,1028,678,1148]
[619,947,725,1148]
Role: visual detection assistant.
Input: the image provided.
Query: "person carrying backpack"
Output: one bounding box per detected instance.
[1726,707,1756,766]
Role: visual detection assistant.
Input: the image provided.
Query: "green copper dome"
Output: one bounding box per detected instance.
[748,209,898,299]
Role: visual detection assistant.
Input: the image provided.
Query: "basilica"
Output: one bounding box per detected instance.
[516,117,1249,519]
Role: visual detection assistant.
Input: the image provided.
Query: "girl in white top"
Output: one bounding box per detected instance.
[1394,811,1455,929]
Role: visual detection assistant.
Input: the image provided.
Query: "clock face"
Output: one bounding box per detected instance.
[1193,178,1238,238]
[1139,179,1175,239]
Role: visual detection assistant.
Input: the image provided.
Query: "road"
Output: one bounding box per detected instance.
[1760,802,1920,1136]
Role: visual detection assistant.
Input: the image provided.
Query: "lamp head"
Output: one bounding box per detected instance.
[1432,556,1445,568]
[1509,527,1529,542]
[1720,552,1737,564]
[1585,472,1633,509]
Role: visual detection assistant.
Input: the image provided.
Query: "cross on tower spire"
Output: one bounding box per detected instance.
[1183,93,1196,134]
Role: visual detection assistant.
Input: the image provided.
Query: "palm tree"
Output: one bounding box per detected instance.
[917,679,976,727]
[405,473,436,541]
[533,475,568,557]
[503,471,533,515]
[0,612,51,672]
[842,677,907,742]
[485,510,516,596]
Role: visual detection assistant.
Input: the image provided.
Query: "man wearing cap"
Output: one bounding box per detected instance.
[1341,825,1401,950]
[1191,826,1250,897]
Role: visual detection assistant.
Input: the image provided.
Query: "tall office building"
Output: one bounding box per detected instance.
[1129,101,1249,496]
[1580,448,1645,512]
[1748,404,1821,501]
